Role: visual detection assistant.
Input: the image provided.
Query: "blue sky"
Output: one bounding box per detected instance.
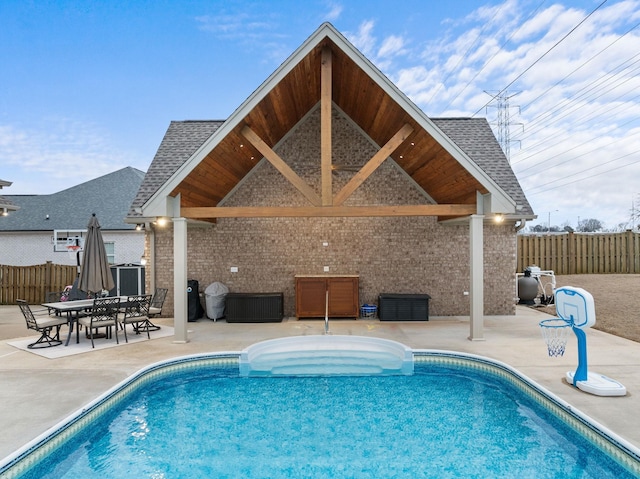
[1,0,639,230]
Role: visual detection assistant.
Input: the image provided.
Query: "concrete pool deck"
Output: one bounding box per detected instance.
[1,304,639,461]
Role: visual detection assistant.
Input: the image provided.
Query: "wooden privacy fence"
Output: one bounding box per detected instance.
[0,262,77,304]
[517,231,640,274]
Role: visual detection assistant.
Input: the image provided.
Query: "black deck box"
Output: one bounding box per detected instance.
[378,293,431,321]
[225,293,284,323]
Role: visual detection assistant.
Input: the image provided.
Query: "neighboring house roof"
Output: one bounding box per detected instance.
[131,22,533,221]
[0,167,145,231]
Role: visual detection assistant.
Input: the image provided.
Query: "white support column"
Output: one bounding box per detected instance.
[173,217,189,343]
[147,226,156,294]
[469,214,485,341]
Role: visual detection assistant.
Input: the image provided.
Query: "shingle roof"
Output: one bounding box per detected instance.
[129,118,533,218]
[431,118,533,216]
[128,120,224,218]
[0,167,145,231]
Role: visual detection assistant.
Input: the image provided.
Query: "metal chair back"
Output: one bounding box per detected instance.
[90,297,121,326]
[151,288,168,309]
[17,300,38,332]
[121,295,152,341]
[124,295,151,320]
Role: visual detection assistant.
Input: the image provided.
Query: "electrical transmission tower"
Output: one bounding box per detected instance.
[484,90,522,162]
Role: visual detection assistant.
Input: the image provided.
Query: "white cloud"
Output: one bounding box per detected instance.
[194,9,289,64]
[378,35,405,58]
[345,20,408,71]
[0,119,133,194]
[195,13,273,37]
[346,20,376,58]
[323,1,343,21]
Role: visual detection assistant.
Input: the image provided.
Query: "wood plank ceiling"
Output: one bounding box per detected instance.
[171,37,486,219]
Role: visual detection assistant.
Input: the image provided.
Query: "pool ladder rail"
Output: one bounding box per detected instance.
[324,290,330,335]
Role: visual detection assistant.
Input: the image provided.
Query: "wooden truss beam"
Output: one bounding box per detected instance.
[180,204,476,218]
[241,126,322,206]
[321,46,332,206]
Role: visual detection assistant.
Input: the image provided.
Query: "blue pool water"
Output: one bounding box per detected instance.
[5,355,638,479]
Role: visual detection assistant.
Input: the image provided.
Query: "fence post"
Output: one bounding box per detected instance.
[567,231,576,274]
[626,230,632,273]
[44,261,52,303]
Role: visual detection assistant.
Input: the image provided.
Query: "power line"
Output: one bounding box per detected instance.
[515,119,640,178]
[472,0,610,117]
[511,88,640,169]
[517,18,640,116]
[511,87,640,171]
[508,19,640,170]
[512,58,640,148]
[438,0,549,114]
[426,3,507,106]
[526,153,640,196]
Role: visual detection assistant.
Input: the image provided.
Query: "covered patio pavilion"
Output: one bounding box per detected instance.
[129,23,534,342]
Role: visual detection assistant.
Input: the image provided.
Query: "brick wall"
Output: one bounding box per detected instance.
[149,107,517,317]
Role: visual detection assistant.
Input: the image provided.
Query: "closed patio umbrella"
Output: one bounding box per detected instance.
[78,213,115,296]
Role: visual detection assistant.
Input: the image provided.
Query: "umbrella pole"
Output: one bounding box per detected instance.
[75,237,81,277]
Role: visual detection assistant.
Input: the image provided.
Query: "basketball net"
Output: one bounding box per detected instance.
[67,244,81,261]
[540,318,572,357]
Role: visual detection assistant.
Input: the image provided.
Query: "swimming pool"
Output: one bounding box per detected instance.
[1,351,639,478]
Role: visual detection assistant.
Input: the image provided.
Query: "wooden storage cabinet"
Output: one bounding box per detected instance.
[295,275,359,318]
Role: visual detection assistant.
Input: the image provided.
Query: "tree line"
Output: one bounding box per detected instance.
[527,218,607,233]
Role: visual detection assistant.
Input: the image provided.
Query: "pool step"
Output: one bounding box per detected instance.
[239,335,414,377]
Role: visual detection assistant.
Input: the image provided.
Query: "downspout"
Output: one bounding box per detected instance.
[514,218,528,232]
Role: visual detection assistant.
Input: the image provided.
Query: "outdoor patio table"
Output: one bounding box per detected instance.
[42,296,129,346]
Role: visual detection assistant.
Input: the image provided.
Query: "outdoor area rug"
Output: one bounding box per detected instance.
[8,326,174,359]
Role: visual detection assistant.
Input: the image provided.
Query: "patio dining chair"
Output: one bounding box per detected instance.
[149,288,167,317]
[145,287,167,332]
[78,297,121,348]
[17,299,68,349]
[118,295,152,342]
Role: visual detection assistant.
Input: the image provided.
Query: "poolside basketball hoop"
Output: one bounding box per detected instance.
[539,318,572,357]
[542,286,626,397]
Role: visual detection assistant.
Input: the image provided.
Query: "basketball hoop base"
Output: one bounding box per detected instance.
[566,371,627,397]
